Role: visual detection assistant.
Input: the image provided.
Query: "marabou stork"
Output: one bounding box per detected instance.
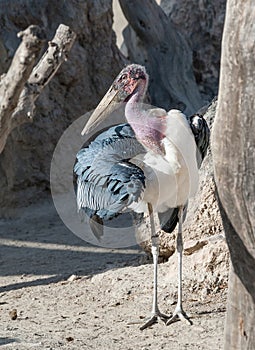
[74,64,209,330]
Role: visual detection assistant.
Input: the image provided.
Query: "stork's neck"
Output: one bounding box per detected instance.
[125,80,166,155]
[125,80,146,125]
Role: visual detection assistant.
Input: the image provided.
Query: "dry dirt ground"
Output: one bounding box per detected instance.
[0,198,227,350]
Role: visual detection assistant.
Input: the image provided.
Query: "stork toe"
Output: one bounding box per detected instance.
[166,306,192,326]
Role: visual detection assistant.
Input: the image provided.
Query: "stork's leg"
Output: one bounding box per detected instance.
[166,205,192,326]
[140,203,169,330]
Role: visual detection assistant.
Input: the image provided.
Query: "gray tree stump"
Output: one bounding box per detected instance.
[212,0,255,348]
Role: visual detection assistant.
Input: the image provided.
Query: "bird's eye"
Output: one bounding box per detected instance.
[120,73,128,81]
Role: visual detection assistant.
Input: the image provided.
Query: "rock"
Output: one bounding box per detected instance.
[163,234,229,297]
[67,274,80,282]
[66,336,74,342]
[139,231,176,263]
[184,239,208,256]
[9,308,17,320]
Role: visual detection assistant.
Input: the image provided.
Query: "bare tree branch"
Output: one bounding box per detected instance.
[11,24,77,128]
[0,25,45,151]
[0,24,76,154]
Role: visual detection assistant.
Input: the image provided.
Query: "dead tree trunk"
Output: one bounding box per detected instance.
[212,1,255,349]
[0,24,76,154]
[119,0,203,115]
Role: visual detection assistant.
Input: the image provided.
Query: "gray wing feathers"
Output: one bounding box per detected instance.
[74,124,146,221]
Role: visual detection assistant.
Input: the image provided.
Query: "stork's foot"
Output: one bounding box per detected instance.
[166,306,192,326]
[140,310,169,330]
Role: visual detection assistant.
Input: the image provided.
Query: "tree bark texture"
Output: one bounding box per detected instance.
[0,24,76,154]
[212,1,255,349]
[119,0,203,115]
[0,25,45,153]
[160,0,226,102]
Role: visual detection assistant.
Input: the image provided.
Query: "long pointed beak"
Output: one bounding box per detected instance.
[81,86,119,135]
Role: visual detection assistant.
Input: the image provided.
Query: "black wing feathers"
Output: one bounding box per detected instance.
[188,114,210,164]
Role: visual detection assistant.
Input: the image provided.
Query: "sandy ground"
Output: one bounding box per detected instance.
[0,198,227,350]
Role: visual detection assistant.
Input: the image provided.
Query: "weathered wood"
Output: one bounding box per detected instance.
[212,0,255,348]
[11,24,76,129]
[160,0,226,102]
[0,24,76,154]
[119,0,203,114]
[0,25,45,153]
[217,199,255,349]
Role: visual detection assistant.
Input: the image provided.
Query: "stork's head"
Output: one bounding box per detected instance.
[81,64,148,135]
[112,64,148,102]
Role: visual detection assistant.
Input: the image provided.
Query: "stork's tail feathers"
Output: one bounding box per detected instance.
[158,205,188,233]
[158,208,178,233]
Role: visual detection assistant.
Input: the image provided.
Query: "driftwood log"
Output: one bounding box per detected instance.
[212,0,255,348]
[119,0,203,115]
[0,24,76,154]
